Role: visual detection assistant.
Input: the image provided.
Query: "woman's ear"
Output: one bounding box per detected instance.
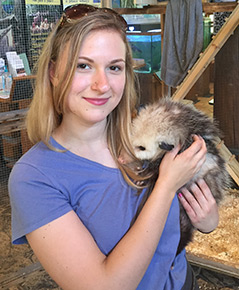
[49,61,58,86]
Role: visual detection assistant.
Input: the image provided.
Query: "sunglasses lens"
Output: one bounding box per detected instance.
[64,4,97,19]
[60,4,127,31]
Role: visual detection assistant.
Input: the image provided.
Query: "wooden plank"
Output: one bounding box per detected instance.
[0,119,26,135]
[115,2,167,14]
[115,2,237,15]
[0,262,42,289]
[0,108,28,134]
[203,2,238,13]
[217,139,239,186]
[186,253,239,279]
[0,108,28,122]
[172,3,239,101]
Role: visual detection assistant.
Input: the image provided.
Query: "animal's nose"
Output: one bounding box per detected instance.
[159,142,174,151]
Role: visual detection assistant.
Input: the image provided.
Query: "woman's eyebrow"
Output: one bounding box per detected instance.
[78,57,125,64]
[78,56,93,62]
[110,59,126,64]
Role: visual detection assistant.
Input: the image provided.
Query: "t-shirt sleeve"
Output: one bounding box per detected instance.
[8,162,73,244]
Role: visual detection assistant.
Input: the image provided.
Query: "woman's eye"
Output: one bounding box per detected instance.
[109,65,121,72]
[77,63,90,70]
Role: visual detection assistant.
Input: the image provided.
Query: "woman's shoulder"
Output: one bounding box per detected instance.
[15,136,73,166]
[8,142,54,185]
[13,141,54,168]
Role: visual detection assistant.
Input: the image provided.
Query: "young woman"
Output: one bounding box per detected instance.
[9,5,219,289]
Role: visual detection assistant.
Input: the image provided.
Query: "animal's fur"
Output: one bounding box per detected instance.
[130,98,230,254]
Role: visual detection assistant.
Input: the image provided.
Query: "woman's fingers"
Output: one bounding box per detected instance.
[158,135,207,194]
[178,179,219,233]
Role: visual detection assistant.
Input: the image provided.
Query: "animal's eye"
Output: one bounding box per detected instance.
[137,146,146,151]
[159,142,174,151]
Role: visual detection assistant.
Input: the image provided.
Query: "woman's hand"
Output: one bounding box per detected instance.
[156,135,207,193]
[178,179,219,233]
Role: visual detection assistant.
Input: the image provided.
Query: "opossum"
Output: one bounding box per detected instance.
[130,98,230,254]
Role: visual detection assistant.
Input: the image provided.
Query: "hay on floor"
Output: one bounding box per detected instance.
[186,189,239,270]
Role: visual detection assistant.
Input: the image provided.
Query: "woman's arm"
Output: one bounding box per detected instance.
[178,179,219,233]
[26,136,207,290]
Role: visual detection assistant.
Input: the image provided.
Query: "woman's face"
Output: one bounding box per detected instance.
[62,29,126,127]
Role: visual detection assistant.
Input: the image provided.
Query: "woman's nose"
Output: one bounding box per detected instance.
[91,71,110,93]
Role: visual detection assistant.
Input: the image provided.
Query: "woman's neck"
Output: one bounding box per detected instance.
[52,120,118,168]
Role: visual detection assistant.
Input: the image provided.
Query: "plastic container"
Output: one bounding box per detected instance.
[2,66,12,93]
[0,58,5,90]
[203,16,212,50]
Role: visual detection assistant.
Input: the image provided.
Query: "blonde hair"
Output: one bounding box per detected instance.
[27,10,142,187]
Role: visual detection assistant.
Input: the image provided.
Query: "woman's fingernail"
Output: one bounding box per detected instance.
[178,193,183,198]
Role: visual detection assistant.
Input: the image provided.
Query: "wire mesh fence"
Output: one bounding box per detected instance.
[0,0,62,173]
[0,1,62,285]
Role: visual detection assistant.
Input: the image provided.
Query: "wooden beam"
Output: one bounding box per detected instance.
[186,253,239,279]
[0,262,43,288]
[216,139,239,186]
[203,2,238,13]
[0,108,27,134]
[115,2,167,14]
[0,119,26,134]
[0,108,28,122]
[115,2,237,15]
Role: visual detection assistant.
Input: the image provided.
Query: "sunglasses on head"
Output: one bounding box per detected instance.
[58,4,127,32]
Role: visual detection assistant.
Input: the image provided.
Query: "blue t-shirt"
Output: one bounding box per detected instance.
[8,138,187,289]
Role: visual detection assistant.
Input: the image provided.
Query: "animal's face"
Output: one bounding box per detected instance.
[132,134,166,160]
[131,105,181,161]
[131,134,175,160]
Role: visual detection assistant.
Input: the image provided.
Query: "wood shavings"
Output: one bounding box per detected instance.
[186,189,239,269]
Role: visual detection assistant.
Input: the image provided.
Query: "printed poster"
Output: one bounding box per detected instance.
[25,0,62,69]
[63,0,102,10]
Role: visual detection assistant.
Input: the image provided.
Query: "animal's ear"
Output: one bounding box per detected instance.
[159,142,174,151]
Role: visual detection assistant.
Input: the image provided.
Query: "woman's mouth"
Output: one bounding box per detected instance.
[83,98,109,106]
